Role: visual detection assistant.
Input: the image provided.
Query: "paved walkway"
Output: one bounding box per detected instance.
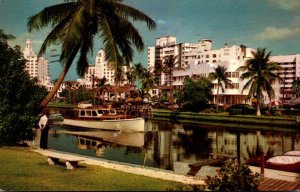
[33,149,300,190]
[33,149,205,186]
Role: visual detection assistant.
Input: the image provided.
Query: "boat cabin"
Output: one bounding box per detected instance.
[78,108,117,118]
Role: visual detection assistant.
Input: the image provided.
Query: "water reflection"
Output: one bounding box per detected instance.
[47,120,300,174]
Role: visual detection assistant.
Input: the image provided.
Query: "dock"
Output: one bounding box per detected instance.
[259,178,300,191]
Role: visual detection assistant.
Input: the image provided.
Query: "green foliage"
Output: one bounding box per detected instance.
[227,104,256,115]
[292,79,300,97]
[205,164,262,192]
[0,30,47,145]
[181,77,213,112]
[61,86,93,104]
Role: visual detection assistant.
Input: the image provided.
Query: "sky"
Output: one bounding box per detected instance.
[1,0,300,80]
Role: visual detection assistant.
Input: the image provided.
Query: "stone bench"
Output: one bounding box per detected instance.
[187,158,226,176]
[43,151,85,170]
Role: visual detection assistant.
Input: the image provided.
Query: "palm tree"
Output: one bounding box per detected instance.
[154,60,163,86]
[163,55,178,105]
[208,65,232,113]
[27,0,156,110]
[140,68,155,100]
[237,48,282,116]
[96,77,108,103]
[132,63,145,80]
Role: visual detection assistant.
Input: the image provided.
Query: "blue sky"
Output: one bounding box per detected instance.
[1,0,300,80]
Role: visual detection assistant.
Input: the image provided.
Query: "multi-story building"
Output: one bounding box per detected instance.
[23,39,52,91]
[148,36,290,106]
[269,54,300,103]
[80,49,129,89]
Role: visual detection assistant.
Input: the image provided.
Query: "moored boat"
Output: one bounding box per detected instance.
[63,105,145,132]
[265,155,300,173]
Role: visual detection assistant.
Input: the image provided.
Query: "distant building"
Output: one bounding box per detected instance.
[79,49,129,89]
[269,54,300,103]
[23,39,52,91]
[147,36,294,105]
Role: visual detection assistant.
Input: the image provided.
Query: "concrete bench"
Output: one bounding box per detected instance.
[43,151,85,170]
[187,158,226,176]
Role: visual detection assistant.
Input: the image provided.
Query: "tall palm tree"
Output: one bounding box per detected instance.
[96,77,108,103]
[208,65,232,113]
[132,63,145,80]
[237,48,282,116]
[27,0,156,110]
[140,68,155,100]
[154,60,163,86]
[163,55,178,105]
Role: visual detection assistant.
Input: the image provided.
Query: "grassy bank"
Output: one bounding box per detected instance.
[153,109,299,132]
[0,147,190,191]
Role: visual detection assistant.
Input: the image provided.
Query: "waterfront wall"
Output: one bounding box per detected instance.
[152,110,299,131]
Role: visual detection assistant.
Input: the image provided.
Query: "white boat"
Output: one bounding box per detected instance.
[265,155,300,172]
[63,106,145,132]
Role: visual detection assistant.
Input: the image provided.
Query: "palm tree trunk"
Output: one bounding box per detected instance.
[216,82,220,113]
[256,102,261,116]
[39,45,81,110]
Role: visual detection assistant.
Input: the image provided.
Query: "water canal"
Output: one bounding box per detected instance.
[47,119,300,175]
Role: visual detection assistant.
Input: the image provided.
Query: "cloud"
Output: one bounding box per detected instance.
[156,19,166,25]
[255,26,300,41]
[268,0,300,11]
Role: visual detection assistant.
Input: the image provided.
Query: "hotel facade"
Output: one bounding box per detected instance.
[148,36,299,106]
[23,39,53,91]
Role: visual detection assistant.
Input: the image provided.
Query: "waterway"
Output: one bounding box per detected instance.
[47,119,300,175]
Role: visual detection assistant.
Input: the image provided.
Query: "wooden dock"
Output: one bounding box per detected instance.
[259,178,300,191]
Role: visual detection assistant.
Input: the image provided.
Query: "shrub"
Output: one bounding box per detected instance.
[205,164,262,192]
[227,104,256,115]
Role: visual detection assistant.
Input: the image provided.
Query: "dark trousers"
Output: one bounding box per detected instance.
[40,125,49,149]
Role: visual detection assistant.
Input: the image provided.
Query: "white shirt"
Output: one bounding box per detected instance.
[38,115,48,129]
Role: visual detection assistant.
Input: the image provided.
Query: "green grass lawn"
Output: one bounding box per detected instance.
[0,147,191,191]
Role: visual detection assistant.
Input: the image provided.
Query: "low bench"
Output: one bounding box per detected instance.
[42,151,85,170]
[187,158,226,176]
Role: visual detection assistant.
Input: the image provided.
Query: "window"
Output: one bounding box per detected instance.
[86,111,91,116]
[206,54,209,58]
[92,111,97,117]
[80,111,85,116]
[213,54,217,58]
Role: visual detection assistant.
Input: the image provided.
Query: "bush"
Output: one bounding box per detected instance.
[229,109,242,115]
[205,164,262,192]
[227,104,256,115]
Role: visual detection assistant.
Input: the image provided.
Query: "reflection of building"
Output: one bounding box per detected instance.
[65,130,145,157]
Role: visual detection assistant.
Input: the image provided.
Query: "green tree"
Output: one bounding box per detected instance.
[237,48,281,116]
[140,68,155,100]
[208,65,232,113]
[132,63,145,80]
[181,77,213,112]
[292,79,300,97]
[154,60,163,86]
[163,55,178,105]
[205,164,262,192]
[96,77,108,103]
[28,0,156,110]
[0,30,47,145]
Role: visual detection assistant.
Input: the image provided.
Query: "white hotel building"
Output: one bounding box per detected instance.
[148,36,299,105]
[23,39,53,91]
[78,49,129,88]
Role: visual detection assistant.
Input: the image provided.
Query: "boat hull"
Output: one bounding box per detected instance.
[63,117,145,132]
[265,155,300,173]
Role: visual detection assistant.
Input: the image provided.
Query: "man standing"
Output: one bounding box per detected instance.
[38,112,49,149]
